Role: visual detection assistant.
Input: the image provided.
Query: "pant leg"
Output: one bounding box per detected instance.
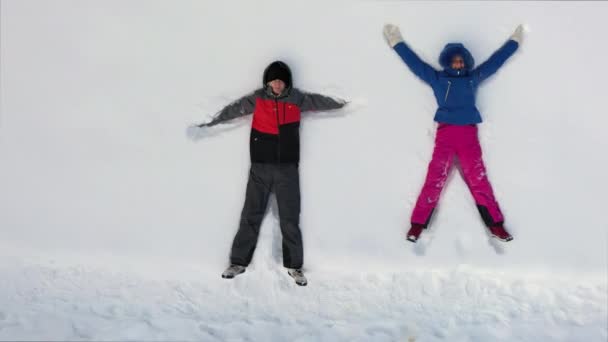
[456,126,504,226]
[230,164,272,266]
[411,125,456,227]
[273,163,303,269]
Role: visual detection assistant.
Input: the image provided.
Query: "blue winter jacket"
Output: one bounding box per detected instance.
[393,40,519,125]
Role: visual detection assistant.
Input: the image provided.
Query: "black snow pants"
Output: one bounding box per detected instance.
[229,163,303,269]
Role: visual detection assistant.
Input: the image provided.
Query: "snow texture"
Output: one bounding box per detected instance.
[0,0,607,340]
[0,254,606,341]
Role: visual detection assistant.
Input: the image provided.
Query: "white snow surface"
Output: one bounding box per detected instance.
[1,1,607,341]
[1,253,606,342]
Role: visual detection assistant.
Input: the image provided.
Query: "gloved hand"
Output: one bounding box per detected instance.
[383,24,404,48]
[510,24,524,44]
[186,124,209,141]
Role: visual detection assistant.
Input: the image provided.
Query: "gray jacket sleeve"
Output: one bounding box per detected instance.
[203,90,259,127]
[295,89,346,113]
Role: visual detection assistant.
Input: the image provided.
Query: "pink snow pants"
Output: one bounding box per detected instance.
[411,124,504,227]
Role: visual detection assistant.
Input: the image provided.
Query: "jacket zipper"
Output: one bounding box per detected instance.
[444,81,452,102]
[275,98,281,162]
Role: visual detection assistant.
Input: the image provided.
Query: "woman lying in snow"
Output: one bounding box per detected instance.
[383,24,523,243]
[189,61,347,286]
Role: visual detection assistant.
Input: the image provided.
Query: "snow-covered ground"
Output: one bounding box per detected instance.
[1,0,607,340]
[1,253,606,342]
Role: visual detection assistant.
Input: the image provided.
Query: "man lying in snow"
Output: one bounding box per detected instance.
[383,24,524,243]
[189,61,346,286]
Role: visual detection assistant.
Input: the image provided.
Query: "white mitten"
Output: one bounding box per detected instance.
[510,24,524,44]
[383,24,404,48]
[186,124,209,141]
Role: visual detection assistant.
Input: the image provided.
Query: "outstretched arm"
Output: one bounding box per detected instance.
[473,25,523,83]
[296,89,347,113]
[383,24,438,86]
[199,90,259,127]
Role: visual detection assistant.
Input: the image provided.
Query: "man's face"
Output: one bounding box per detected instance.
[268,79,286,95]
[451,55,465,70]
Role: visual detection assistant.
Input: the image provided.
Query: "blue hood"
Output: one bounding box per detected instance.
[439,43,475,71]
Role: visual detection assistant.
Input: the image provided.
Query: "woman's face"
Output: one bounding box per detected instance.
[268,79,286,95]
[451,55,465,70]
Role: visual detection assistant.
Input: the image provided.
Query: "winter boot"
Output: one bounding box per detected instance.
[287,268,308,286]
[488,225,513,242]
[406,224,425,243]
[221,264,246,279]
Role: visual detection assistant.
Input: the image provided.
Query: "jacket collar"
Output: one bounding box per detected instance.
[264,85,291,99]
[444,67,469,77]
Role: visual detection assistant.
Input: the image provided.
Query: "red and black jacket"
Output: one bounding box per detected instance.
[204,64,346,164]
[250,90,303,163]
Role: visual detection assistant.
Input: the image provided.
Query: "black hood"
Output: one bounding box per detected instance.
[263,61,292,89]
